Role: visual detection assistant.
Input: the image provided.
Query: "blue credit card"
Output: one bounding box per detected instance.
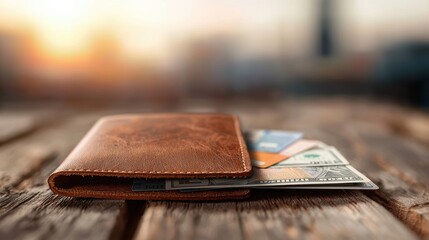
[246,130,303,153]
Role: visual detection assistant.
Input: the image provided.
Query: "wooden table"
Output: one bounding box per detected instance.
[1,98,428,240]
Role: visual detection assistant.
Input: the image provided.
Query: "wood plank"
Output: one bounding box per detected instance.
[0,188,125,240]
[0,113,98,190]
[0,115,37,145]
[0,111,50,146]
[0,107,67,146]
[332,123,429,237]
[134,191,417,240]
[389,109,429,147]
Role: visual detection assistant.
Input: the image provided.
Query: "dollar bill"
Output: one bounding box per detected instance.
[252,181,378,190]
[161,165,370,191]
[178,181,378,192]
[263,147,349,168]
[131,165,375,192]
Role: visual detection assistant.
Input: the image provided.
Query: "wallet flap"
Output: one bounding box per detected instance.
[48,113,252,200]
[51,113,251,178]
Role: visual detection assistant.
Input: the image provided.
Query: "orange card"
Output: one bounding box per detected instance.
[250,151,288,168]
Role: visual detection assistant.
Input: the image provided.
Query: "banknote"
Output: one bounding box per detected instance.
[132,165,368,192]
[245,130,303,153]
[132,164,374,192]
[162,165,370,191]
[267,147,349,168]
[178,181,378,192]
[253,181,379,190]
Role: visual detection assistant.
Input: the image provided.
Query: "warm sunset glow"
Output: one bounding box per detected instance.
[27,0,93,57]
[0,0,315,63]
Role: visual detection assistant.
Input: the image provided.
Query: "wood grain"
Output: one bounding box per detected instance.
[134,191,417,240]
[0,114,39,145]
[338,124,429,237]
[0,189,125,240]
[0,113,99,190]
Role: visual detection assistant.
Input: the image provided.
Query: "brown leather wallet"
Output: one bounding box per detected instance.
[48,113,252,200]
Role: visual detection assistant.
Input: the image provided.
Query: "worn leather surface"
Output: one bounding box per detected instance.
[48,113,252,200]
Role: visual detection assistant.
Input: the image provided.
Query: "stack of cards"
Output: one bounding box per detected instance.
[132,130,378,192]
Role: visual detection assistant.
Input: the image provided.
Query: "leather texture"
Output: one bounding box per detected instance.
[48,113,252,200]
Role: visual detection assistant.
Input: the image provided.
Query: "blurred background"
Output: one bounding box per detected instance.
[0,0,428,108]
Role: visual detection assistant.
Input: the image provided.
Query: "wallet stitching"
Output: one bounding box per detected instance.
[233,116,247,172]
[62,115,248,174]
